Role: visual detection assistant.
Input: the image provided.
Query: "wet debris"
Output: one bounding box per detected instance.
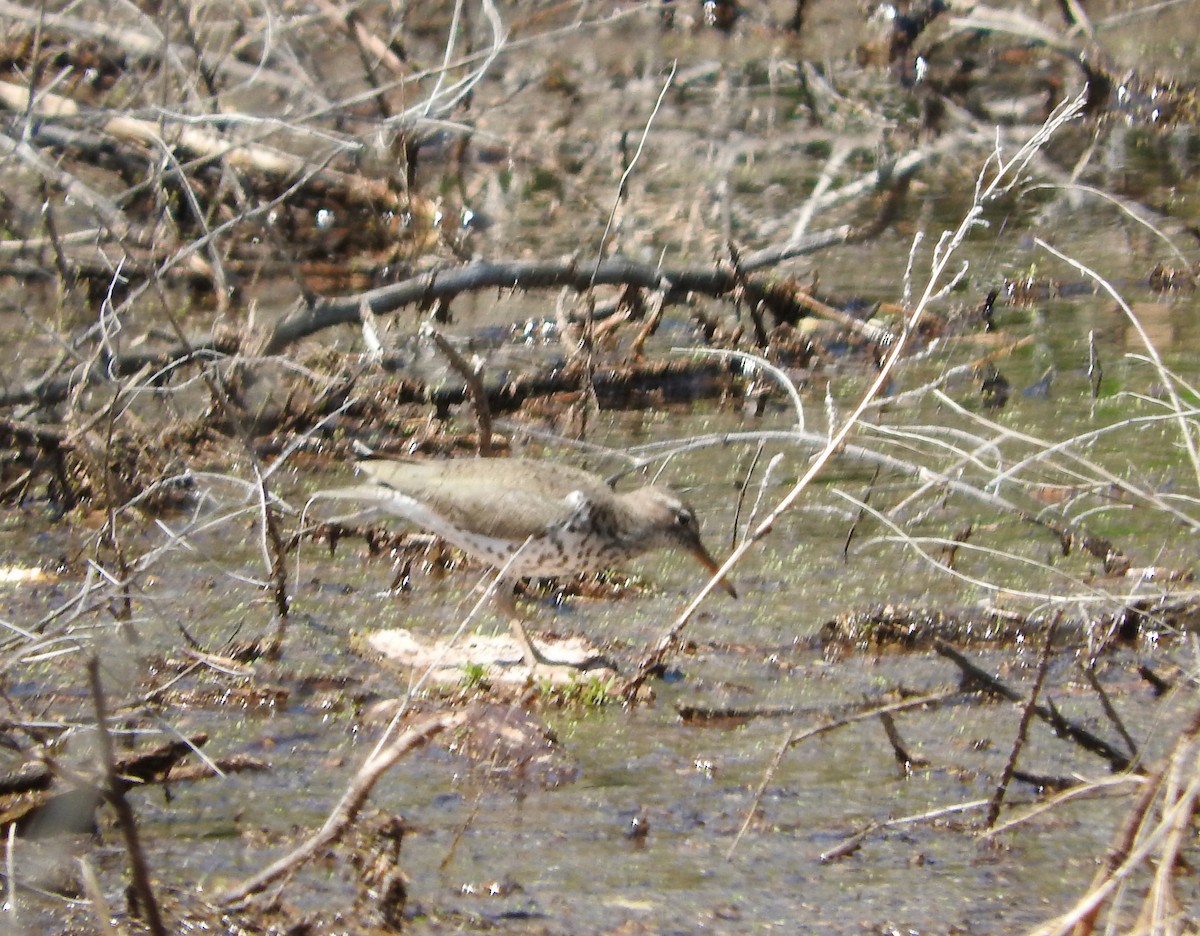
[819,604,1032,651]
[1004,274,1063,307]
[360,697,580,794]
[1148,262,1198,292]
[347,813,410,930]
[1084,61,1200,128]
[977,365,1010,409]
[445,701,580,791]
[0,733,265,839]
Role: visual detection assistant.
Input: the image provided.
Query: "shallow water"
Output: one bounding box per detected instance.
[3,2,1200,934]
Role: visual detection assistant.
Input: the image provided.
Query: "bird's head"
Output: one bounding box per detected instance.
[622,487,737,598]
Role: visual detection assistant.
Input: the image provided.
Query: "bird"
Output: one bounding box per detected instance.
[338,455,736,671]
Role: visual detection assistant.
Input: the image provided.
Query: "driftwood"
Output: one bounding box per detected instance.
[0,228,881,413]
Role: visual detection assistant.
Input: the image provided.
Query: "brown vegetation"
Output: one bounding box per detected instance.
[1,1,1198,933]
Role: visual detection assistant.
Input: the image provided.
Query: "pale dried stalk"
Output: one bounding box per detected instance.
[626,92,1090,690]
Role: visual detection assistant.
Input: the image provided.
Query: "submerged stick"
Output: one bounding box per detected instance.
[217,710,464,907]
[985,612,1061,829]
[88,657,166,936]
[933,639,1132,773]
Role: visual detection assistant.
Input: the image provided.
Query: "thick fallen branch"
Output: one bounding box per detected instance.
[0,239,868,410]
[0,733,215,835]
[261,231,858,354]
[0,81,397,213]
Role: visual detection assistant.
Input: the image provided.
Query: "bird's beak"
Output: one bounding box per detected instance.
[687,539,738,599]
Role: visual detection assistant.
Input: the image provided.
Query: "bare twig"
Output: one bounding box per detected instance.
[932,639,1133,773]
[0,130,139,244]
[1079,662,1139,763]
[423,323,493,456]
[87,657,166,936]
[592,60,676,279]
[726,689,960,859]
[217,710,465,907]
[985,611,1061,829]
[622,92,1089,698]
[1028,704,1200,936]
[821,797,993,863]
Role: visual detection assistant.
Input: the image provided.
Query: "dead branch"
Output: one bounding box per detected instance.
[423,324,493,456]
[1031,704,1200,936]
[821,797,992,864]
[0,235,857,413]
[984,612,1060,828]
[880,711,929,775]
[0,130,141,245]
[217,709,465,907]
[0,734,215,833]
[0,81,401,212]
[932,639,1133,773]
[163,754,270,783]
[87,657,166,936]
[261,233,857,355]
[1079,662,1139,761]
[726,689,960,859]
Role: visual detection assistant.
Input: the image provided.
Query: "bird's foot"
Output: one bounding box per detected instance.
[523,650,618,679]
[521,654,621,693]
[507,620,616,678]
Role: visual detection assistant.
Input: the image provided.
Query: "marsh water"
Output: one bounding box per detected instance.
[3,2,1200,934]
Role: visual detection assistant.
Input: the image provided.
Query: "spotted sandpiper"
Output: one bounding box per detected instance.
[341,456,736,671]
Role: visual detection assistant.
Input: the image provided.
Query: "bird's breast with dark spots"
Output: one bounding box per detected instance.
[499,529,634,576]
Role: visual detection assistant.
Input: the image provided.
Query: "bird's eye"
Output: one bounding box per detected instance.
[675,510,694,528]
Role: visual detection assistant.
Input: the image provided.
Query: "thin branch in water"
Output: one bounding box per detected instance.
[725,689,960,860]
[684,347,806,430]
[422,322,493,456]
[1027,703,1200,936]
[1079,661,1139,763]
[730,441,765,551]
[880,710,928,775]
[790,140,851,242]
[740,453,785,550]
[932,639,1132,773]
[87,656,166,936]
[842,465,880,562]
[822,797,993,864]
[979,774,1141,841]
[217,710,464,907]
[622,91,1089,699]
[985,610,1061,829]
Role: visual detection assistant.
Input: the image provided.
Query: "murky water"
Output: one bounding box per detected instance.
[3,2,1200,934]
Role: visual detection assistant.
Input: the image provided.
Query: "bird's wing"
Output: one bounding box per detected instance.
[357,460,605,539]
[423,482,581,539]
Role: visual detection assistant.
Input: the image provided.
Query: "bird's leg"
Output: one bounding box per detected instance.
[491,583,613,674]
[507,617,562,670]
